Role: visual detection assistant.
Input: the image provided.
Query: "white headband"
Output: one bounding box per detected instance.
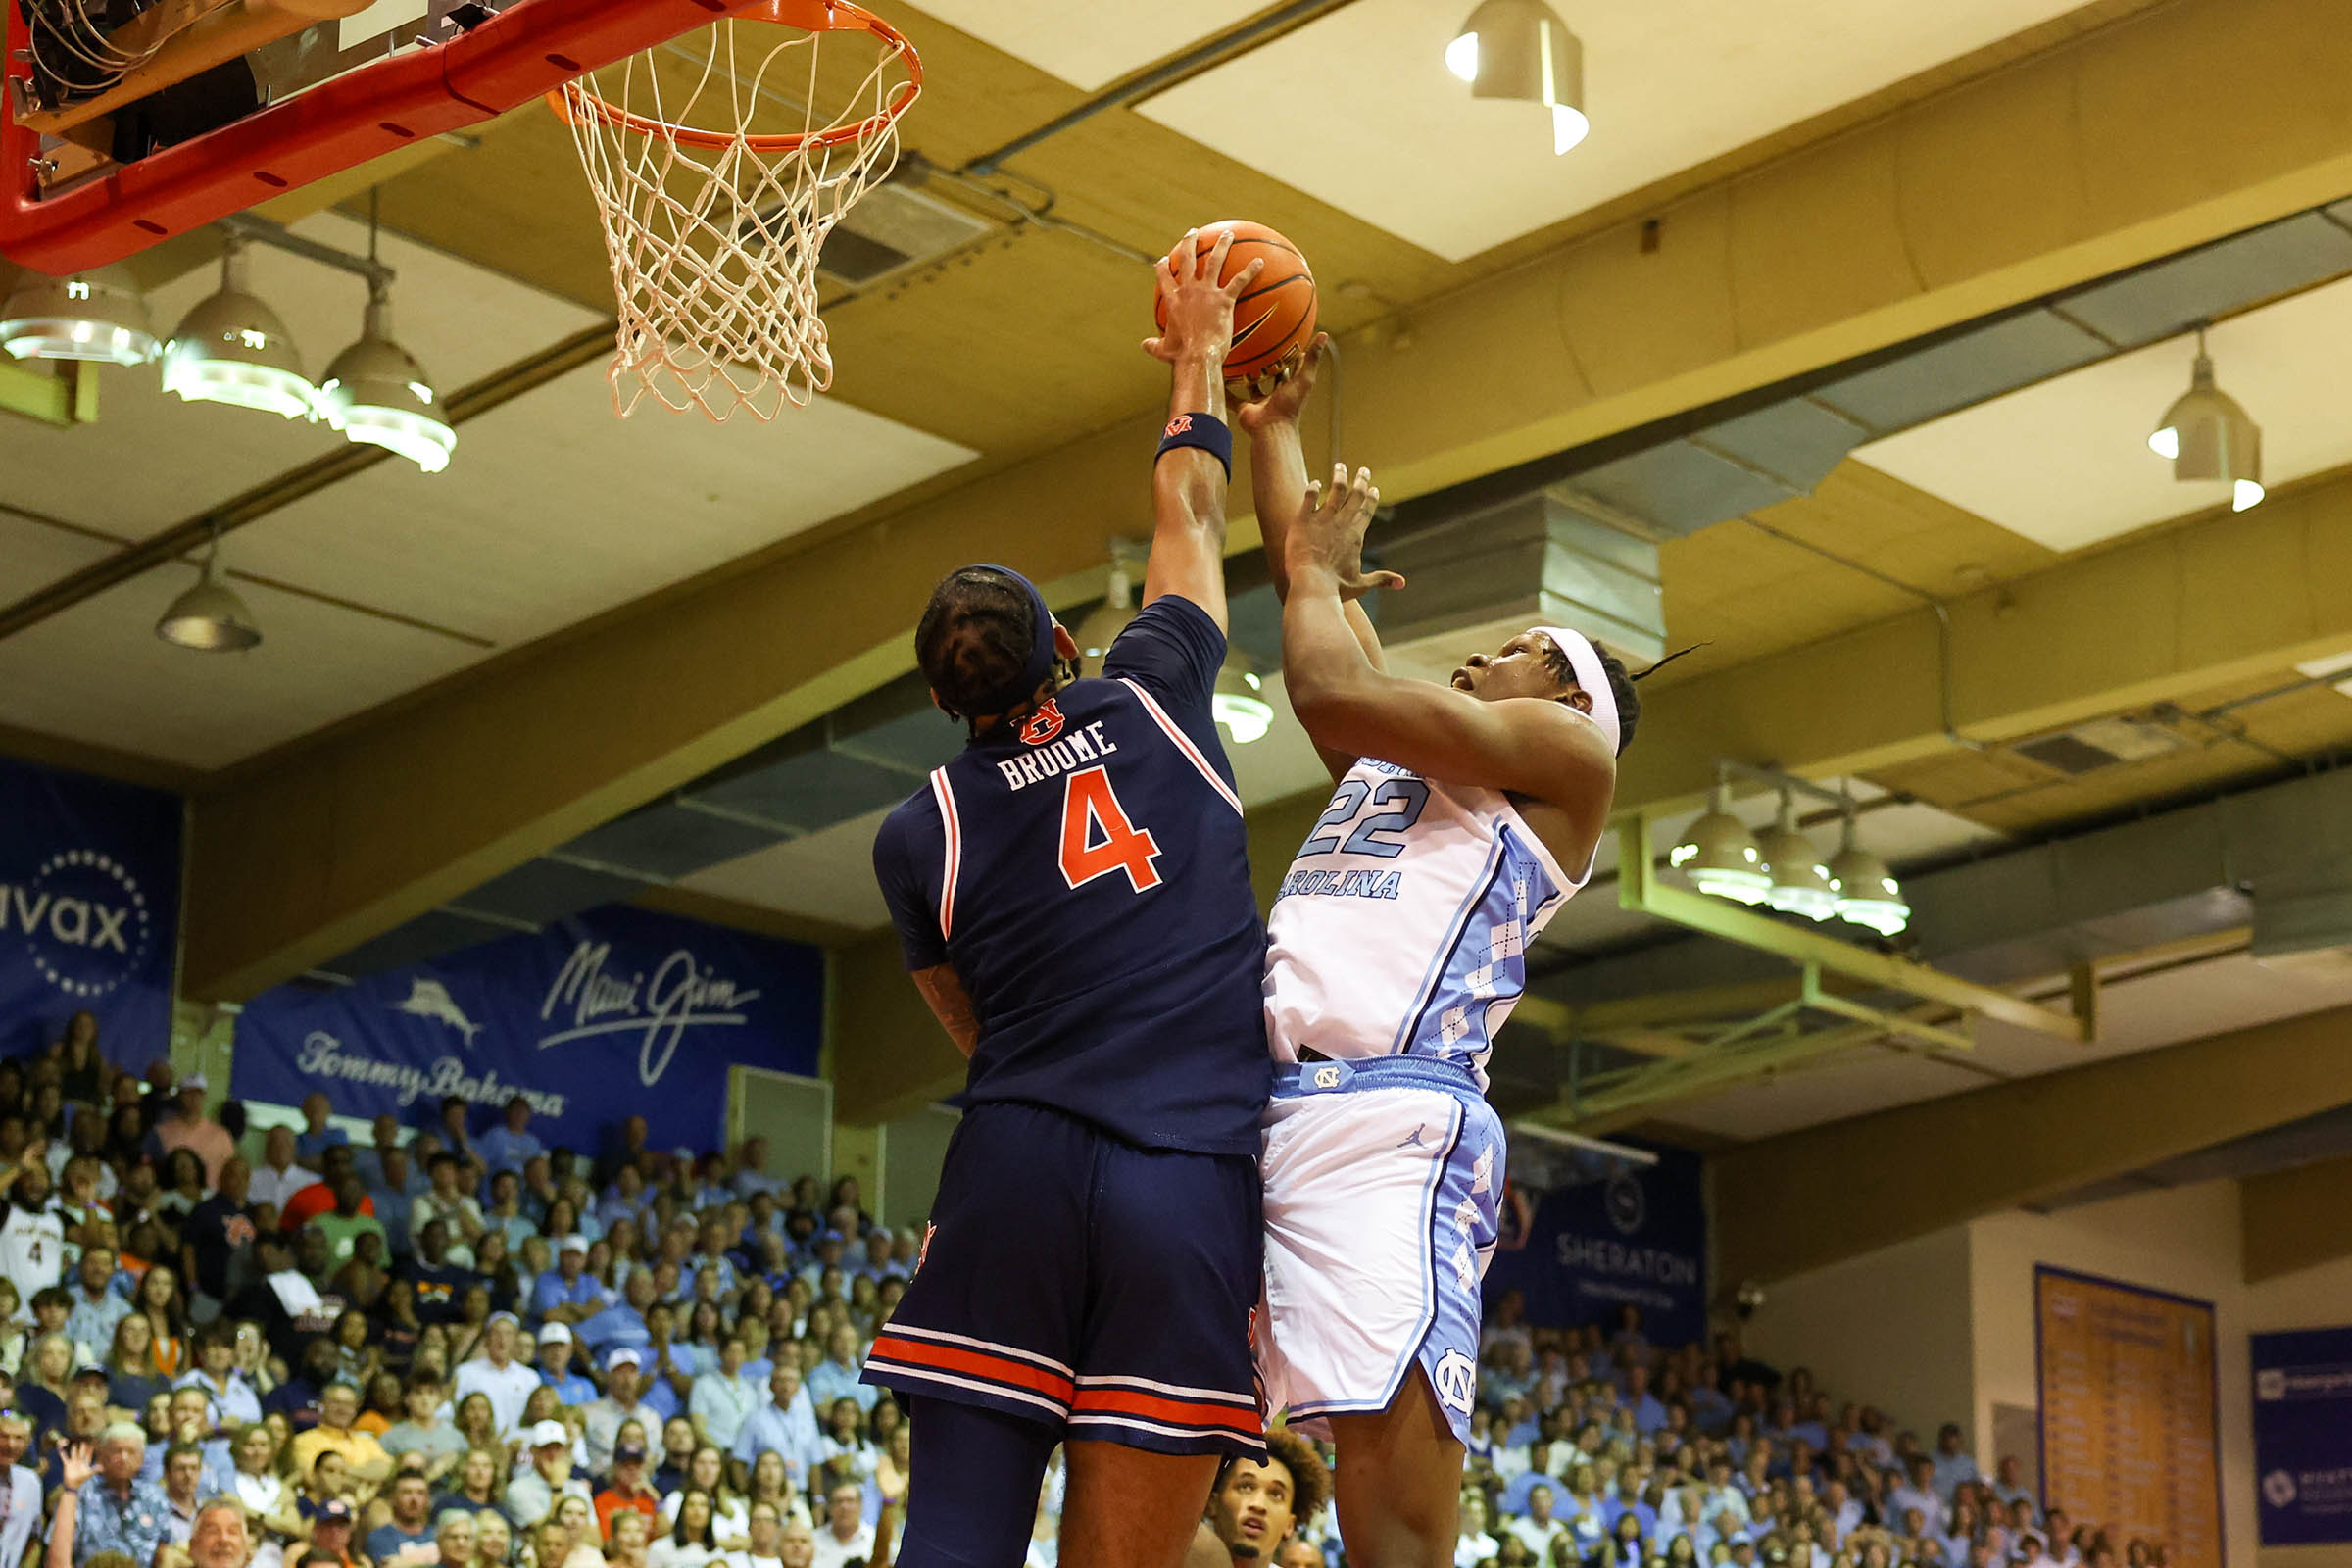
[1534,626,1621,754]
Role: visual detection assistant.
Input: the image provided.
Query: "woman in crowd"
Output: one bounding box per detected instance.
[439,1446,511,1524]
[134,1263,187,1377]
[661,1448,748,1550]
[648,1491,723,1568]
[233,1423,306,1542]
[476,1511,515,1568]
[0,1284,31,1380]
[105,1311,168,1412]
[551,1497,604,1568]
[453,1396,502,1466]
[608,1510,653,1568]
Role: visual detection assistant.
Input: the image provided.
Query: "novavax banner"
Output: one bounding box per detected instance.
[234,904,822,1152]
[0,756,181,1070]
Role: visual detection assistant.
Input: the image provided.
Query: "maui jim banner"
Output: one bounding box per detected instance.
[0,756,182,1070]
[234,904,822,1151]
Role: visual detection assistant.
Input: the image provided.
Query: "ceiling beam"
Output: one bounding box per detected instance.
[175,0,2352,1001]
[2240,1152,2352,1285]
[1712,1003,2352,1288]
[1621,457,2352,815]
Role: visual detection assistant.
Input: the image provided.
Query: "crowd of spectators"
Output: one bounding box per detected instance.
[1371,1296,2175,1568]
[0,1015,910,1568]
[0,1018,2185,1568]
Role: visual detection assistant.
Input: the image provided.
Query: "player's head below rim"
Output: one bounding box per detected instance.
[914,562,1696,750]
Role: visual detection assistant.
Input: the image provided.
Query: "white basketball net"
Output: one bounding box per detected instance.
[560,15,916,421]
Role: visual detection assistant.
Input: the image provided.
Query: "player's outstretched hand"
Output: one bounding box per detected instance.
[1235,331,1328,436]
[1292,463,1405,604]
[1143,226,1266,367]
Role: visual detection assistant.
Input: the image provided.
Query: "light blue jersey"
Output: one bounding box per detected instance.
[1262,759,1587,1091]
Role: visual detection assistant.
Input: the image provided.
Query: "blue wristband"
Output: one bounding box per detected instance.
[1155,413,1231,478]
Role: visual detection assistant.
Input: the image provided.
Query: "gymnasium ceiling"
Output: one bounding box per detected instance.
[9,0,2352,1173]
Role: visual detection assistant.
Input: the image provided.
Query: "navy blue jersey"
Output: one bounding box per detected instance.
[873,595,1271,1156]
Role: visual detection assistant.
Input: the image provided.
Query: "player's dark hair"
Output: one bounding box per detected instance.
[1211,1429,1333,1535]
[1541,641,1706,755]
[916,566,1038,724]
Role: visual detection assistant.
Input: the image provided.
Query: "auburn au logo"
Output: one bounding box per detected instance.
[1020,700,1067,746]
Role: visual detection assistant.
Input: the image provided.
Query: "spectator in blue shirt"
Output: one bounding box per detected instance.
[65,1424,173,1568]
[366,1147,416,1258]
[729,1365,822,1492]
[473,1100,544,1186]
[803,1325,873,1415]
[534,1324,598,1405]
[293,1094,349,1170]
[730,1138,784,1200]
[532,1236,609,1325]
[1626,1364,1669,1437]
[576,1270,657,1357]
[1931,1423,1982,1502]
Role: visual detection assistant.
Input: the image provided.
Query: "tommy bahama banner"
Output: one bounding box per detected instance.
[0,755,182,1071]
[234,903,821,1152]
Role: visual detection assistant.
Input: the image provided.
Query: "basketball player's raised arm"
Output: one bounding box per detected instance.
[1139,228,1264,633]
[1282,466,1616,830]
[1239,333,1389,781]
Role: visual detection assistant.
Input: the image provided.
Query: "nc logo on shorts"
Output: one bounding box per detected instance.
[1312,1065,1341,1090]
[1432,1349,1477,1414]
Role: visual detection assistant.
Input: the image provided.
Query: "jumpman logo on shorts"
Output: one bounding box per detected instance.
[1397,1125,1429,1150]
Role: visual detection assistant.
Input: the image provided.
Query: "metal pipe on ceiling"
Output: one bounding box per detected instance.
[960,0,1364,175]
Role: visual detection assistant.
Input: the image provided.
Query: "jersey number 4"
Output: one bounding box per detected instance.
[1059,766,1163,893]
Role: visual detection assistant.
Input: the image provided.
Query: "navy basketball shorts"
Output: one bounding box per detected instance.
[862,1101,1268,1457]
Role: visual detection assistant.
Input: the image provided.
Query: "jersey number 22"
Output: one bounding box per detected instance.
[1059,766,1163,893]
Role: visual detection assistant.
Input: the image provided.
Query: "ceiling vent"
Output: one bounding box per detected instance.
[813,180,995,286]
[2009,715,2188,776]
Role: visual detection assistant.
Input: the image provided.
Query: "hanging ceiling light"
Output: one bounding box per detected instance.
[1213,653,1274,745]
[1828,820,1909,938]
[2148,326,2263,513]
[318,283,454,473]
[156,530,262,652]
[0,266,161,367]
[161,238,315,420]
[1667,783,1771,906]
[1446,0,1589,155]
[1073,543,1147,664]
[1759,794,1838,922]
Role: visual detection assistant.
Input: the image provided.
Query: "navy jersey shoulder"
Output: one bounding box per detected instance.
[871,596,1270,1155]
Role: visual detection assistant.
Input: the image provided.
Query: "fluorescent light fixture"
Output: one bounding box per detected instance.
[1668,785,1771,906]
[1448,0,1587,156]
[161,241,315,420]
[2150,328,2262,512]
[318,290,455,473]
[1074,545,1147,662]
[1759,796,1838,922]
[156,535,262,652]
[1828,832,1908,938]
[0,267,161,366]
[1213,657,1274,745]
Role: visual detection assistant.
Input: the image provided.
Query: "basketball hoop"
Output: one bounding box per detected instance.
[550,0,921,421]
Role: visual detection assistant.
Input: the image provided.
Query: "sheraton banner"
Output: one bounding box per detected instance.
[0,755,182,1071]
[234,903,822,1152]
[1483,1139,1707,1346]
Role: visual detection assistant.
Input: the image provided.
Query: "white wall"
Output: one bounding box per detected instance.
[1743,1225,1978,1444]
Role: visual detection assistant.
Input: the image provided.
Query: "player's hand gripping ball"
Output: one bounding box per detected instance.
[1152,220,1318,399]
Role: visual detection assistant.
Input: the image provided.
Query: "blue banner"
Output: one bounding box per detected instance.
[233,903,822,1153]
[0,756,182,1072]
[1482,1141,1707,1348]
[2253,1326,2352,1544]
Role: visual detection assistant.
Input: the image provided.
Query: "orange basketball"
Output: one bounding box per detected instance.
[1154,220,1317,397]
